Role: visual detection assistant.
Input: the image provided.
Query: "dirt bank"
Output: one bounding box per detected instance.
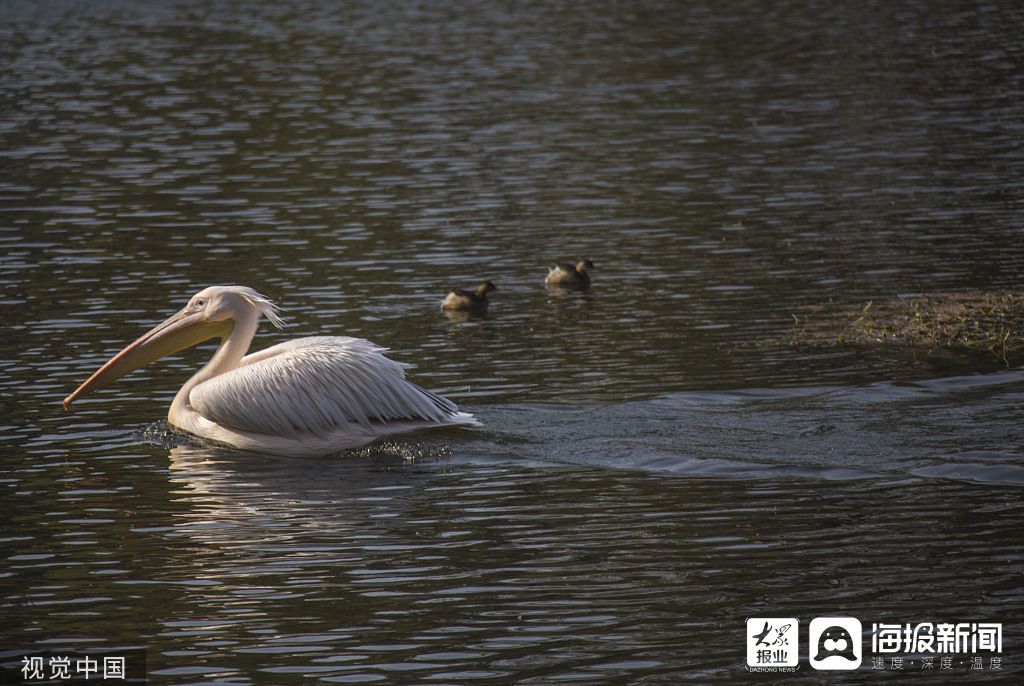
[788,290,1024,366]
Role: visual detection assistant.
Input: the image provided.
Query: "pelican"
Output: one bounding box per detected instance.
[545,259,594,289]
[63,285,479,456]
[441,281,496,312]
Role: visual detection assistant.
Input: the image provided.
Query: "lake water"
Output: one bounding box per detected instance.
[3,0,1023,682]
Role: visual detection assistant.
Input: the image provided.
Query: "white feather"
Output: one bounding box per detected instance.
[190,337,462,439]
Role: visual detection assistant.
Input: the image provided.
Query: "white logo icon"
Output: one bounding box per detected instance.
[746,617,799,667]
[809,616,862,670]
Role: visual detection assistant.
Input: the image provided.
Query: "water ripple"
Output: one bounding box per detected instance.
[4,0,1024,681]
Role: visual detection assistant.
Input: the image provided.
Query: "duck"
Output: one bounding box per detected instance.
[545,259,594,289]
[441,281,497,311]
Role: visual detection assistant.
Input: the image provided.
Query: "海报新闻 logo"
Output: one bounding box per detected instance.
[809,616,863,670]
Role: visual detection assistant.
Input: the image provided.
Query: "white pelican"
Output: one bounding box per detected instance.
[63,285,479,456]
[545,259,594,289]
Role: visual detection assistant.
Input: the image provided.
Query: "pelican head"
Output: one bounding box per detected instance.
[63,286,282,409]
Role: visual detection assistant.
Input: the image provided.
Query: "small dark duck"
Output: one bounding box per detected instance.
[441,281,497,311]
[545,259,594,289]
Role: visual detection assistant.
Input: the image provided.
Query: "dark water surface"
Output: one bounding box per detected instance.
[3,0,1024,682]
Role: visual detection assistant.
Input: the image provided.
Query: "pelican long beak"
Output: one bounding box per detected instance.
[63,309,233,409]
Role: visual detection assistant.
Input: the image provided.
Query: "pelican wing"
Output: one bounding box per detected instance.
[189,337,458,438]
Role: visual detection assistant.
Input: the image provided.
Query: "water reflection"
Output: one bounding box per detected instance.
[7,444,1017,682]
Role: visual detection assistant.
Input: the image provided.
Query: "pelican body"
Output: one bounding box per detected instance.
[64,286,478,456]
[441,281,496,312]
[545,259,594,289]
